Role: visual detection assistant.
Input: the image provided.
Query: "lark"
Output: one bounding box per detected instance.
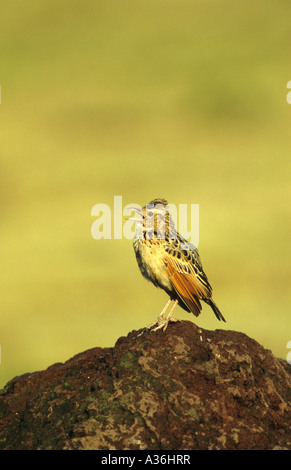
[130,198,225,331]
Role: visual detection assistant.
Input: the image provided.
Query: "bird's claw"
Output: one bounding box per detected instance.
[149,317,180,332]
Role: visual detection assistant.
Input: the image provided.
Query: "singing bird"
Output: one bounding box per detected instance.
[130,198,225,331]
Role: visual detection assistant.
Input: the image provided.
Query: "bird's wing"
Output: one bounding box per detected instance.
[164,240,212,317]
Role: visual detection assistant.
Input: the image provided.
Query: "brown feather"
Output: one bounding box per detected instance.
[166,255,210,317]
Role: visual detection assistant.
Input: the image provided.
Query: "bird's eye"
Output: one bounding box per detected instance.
[148,211,154,217]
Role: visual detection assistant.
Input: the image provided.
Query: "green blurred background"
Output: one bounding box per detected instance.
[0,0,290,388]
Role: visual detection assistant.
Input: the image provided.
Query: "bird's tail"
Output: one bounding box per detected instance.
[204,298,226,322]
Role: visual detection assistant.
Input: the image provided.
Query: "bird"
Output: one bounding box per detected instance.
[130,198,226,331]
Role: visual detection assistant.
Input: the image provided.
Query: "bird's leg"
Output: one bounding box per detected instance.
[146,298,172,330]
[152,299,179,332]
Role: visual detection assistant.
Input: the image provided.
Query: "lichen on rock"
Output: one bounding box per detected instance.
[0,321,290,450]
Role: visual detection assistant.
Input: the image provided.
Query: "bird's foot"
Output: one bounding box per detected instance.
[145,319,160,330]
[150,317,180,332]
[146,311,166,330]
[146,299,180,332]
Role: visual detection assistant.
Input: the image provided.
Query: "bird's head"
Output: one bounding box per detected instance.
[128,198,176,240]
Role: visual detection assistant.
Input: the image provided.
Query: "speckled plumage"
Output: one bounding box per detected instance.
[132,198,225,331]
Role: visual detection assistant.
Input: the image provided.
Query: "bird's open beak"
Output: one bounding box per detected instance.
[125,207,143,223]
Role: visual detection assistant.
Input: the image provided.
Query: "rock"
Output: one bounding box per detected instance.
[0,321,290,450]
